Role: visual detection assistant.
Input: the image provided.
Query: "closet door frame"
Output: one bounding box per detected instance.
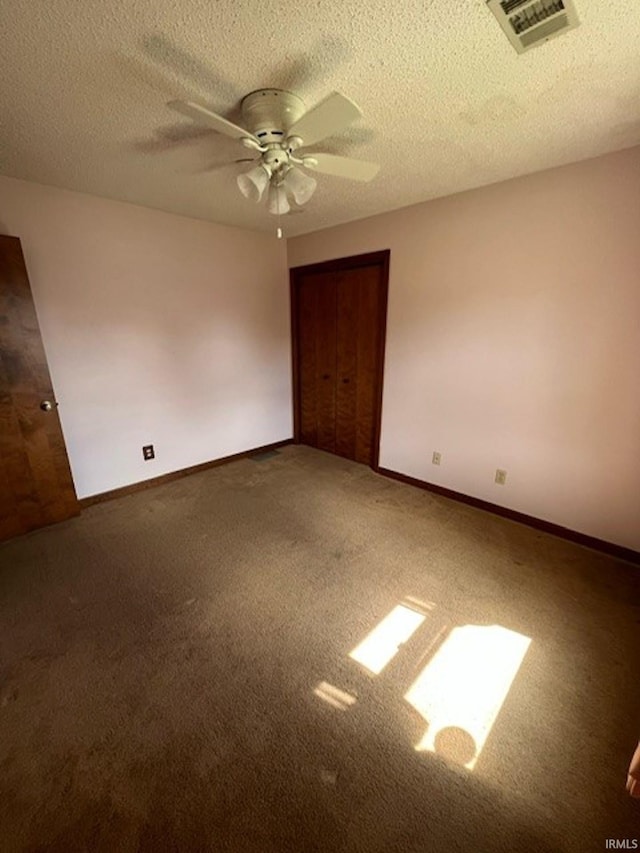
[290,249,390,470]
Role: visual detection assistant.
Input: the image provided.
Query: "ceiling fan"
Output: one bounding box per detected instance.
[168,89,380,215]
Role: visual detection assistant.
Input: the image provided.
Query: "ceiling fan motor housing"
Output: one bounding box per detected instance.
[240,89,306,144]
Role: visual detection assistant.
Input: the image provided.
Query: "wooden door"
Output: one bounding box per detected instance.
[291,251,389,468]
[297,271,337,453]
[335,265,385,464]
[0,235,79,541]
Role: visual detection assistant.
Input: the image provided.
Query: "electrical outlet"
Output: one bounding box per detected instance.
[432,451,442,465]
[142,444,155,461]
[495,469,507,485]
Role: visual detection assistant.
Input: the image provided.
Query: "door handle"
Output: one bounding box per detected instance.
[40,400,58,412]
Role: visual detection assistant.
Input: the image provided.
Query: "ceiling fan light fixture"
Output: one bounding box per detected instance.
[237,163,271,202]
[267,183,290,216]
[169,89,380,218]
[283,166,317,206]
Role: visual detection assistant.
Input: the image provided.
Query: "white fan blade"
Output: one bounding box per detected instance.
[305,153,380,183]
[287,92,361,147]
[168,100,258,143]
[199,158,256,174]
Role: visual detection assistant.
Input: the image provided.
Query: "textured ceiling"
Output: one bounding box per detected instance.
[1,0,640,237]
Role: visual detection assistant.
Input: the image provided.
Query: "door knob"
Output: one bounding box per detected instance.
[40,400,53,412]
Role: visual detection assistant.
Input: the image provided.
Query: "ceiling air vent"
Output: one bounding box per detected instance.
[487,0,580,53]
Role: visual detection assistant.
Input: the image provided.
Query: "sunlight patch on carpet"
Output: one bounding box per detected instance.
[404,624,531,769]
[349,602,432,675]
[314,681,357,711]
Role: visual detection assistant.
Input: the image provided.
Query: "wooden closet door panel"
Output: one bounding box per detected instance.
[314,273,337,453]
[335,273,358,459]
[354,265,383,465]
[296,272,337,453]
[297,278,319,447]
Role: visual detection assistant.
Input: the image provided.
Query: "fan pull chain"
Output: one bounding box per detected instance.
[276,190,283,239]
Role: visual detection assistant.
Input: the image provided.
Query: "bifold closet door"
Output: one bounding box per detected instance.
[293,250,389,468]
[297,272,337,453]
[335,265,383,464]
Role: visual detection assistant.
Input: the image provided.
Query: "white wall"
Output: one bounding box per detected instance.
[0,175,292,498]
[288,147,640,551]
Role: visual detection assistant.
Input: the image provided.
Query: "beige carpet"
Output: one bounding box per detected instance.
[1,445,638,852]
